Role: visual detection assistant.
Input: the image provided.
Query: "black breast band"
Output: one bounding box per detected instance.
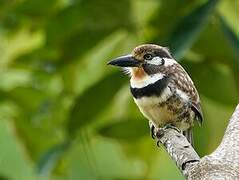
[130,77,169,99]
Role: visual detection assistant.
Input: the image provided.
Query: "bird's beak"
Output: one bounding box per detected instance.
[107,54,140,67]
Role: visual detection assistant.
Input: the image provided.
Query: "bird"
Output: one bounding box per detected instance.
[107,44,203,145]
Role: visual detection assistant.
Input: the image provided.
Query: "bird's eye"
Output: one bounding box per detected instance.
[143,53,153,60]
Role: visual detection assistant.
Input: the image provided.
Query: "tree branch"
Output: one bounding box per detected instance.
[158,128,200,175]
[157,104,239,179]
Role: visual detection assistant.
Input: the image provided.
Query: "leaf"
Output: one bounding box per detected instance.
[98,119,148,141]
[183,61,239,105]
[45,0,133,60]
[0,175,9,180]
[0,90,11,101]
[37,141,70,176]
[169,0,218,59]
[66,137,145,179]
[73,30,128,94]
[0,69,31,91]
[14,0,59,18]
[8,87,46,112]
[0,119,36,180]
[218,15,239,89]
[1,0,60,31]
[67,72,127,136]
[190,18,236,63]
[218,15,239,60]
[150,0,197,44]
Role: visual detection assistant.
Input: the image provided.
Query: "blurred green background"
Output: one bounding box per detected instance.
[0,0,239,179]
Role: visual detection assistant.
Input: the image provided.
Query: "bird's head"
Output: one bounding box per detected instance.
[108,44,174,79]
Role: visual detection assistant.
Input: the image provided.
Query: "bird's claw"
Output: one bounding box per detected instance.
[157,140,161,147]
[164,123,181,133]
[155,124,181,140]
[149,121,156,139]
[149,122,181,147]
[151,127,155,139]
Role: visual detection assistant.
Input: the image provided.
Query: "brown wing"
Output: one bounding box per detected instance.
[168,63,203,124]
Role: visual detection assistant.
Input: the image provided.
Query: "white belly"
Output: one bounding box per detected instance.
[133,87,173,127]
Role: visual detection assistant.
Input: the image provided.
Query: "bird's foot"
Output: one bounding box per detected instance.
[149,122,181,147]
[155,123,180,138]
[164,123,181,133]
[149,121,156,139]
[155,123,181,147]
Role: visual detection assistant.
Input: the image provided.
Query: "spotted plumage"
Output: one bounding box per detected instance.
[108,44,203,145]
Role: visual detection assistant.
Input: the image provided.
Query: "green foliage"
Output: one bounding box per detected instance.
[98,118,148,141]
[0,0,239,179]
[169,0,218,59]
[68,72,127,136]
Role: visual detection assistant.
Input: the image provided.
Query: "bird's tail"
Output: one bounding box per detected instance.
[183,128,194,147]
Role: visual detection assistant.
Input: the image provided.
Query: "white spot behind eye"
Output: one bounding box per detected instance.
[148,57,177,66]
[148,57,163,65]
[164,58,177,66]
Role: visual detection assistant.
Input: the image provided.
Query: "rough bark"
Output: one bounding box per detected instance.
[157,104,239,180]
